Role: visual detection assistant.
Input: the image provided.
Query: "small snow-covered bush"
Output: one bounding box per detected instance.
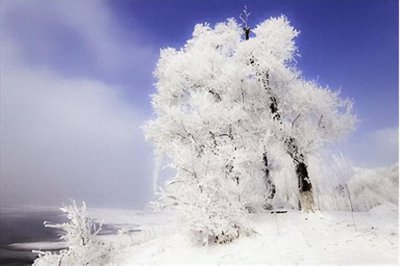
[33,201,113,266]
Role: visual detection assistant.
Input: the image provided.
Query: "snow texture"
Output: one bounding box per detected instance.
[108,205,398,264]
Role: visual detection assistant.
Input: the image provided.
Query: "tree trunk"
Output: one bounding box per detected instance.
[296,161,314,212]
[285,138,314,212]
[243,28,314,211]
[243,27,251,40]
[262,153,276,210]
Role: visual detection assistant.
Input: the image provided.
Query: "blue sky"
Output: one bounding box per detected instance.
[111,0,399,129]
[0,0,398,208]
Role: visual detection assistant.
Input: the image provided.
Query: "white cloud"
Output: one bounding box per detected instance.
[369,127,398,164]
[372,127,398,148]
[338,126,399,168]
[0,0,157,86]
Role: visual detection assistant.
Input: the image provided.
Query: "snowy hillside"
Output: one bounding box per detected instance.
[29,202,398,264]
[113,205,398,264]
[30,201,398,264]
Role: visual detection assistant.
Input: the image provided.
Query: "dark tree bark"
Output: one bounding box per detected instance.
[296,162,312,192]
[243,27,251,40]
[263,153,276,199]
[285,138,312,191]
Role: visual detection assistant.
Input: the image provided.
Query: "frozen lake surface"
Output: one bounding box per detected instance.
[0,206,133,265]
[0,207,64,265]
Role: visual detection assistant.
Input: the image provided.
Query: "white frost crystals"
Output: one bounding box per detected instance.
[145,15,356,244]
[33,201,113,266]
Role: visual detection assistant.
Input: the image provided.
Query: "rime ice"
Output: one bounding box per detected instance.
[145,16,356,243]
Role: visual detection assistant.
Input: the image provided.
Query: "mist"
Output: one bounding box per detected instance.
[0,0,157,209]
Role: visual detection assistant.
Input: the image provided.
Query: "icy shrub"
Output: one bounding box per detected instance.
[33,201,113,265]
[154,174,254,245]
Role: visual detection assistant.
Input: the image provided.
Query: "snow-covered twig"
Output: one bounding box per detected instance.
[292,113,301,128]
[239,5,251,28]
[345,185,357,232]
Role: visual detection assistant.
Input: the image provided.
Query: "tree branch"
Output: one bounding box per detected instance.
[292,113,301,128]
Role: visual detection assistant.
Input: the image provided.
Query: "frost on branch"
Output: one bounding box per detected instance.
[33,201,113,265]
[240,5,251,40]
[145,16,356,244]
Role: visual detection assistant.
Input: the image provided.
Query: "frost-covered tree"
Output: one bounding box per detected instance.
[145,14,355,243]
[33,202,113,265]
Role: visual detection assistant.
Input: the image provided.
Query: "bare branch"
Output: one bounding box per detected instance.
[318,114,323,127]
[178,166,202,193]
[239,5,250,27]
[292,113,301,128]
[240,5,251,40]
[345,184,357,232]
[208,89,222,101]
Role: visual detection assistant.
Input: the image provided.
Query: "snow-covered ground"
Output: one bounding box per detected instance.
[6,165,398,265]
[7,202,398,265]
[103,204,398,265]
